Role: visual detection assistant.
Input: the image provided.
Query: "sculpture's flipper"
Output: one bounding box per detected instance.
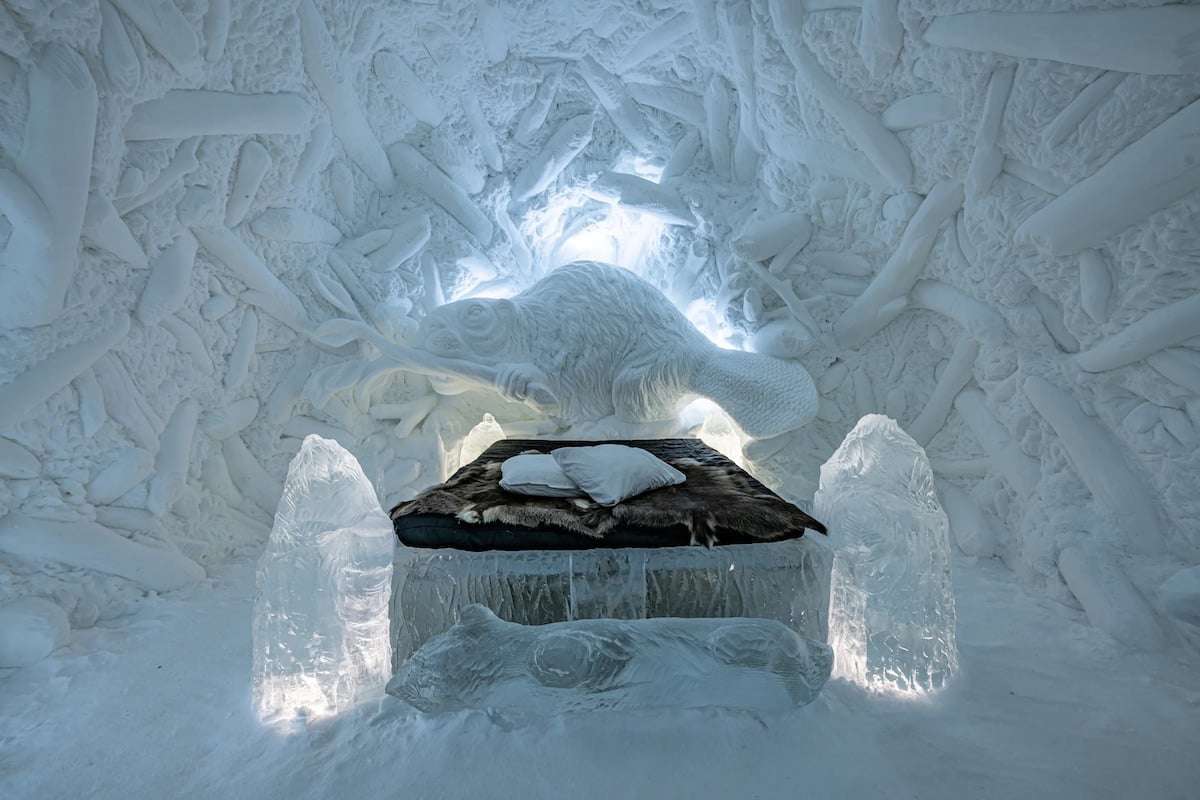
[691,349,818,439]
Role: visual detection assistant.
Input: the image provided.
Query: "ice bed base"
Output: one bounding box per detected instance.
[389,537,833,667]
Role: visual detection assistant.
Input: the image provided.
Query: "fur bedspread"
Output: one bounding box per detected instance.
[389,438,827,546]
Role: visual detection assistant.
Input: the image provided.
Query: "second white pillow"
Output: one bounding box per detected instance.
[551,444,686,506]
[499,453,583,498]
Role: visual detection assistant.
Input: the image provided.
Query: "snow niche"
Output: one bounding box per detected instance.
[251,435,393,724]
[816,415,958,695]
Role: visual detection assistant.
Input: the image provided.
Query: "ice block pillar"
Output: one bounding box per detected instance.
[251,435,394,722]
[816,415,959,694]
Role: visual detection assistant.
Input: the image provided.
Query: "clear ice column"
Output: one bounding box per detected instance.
[252,436,394,721]
[816,415,958,693]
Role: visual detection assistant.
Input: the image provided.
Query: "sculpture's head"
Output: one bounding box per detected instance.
[418,297,517,359]
[385,604,510,712]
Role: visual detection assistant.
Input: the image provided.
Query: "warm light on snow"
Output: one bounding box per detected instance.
[461,282,520,300]
[680,398,748,467]
[562,154,666,270]
[553,202,666,271]
[679,303,753,462]
[255,677,337,724]
[522,153,668,275]
[678,291,756,461]
[685,297,738,349]
[613,152,665,183]
[553,219,620,266]
[9,0,1200,794]
[447,255,500,301]
[459,413,506,465]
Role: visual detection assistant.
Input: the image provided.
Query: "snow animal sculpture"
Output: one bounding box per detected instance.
[387,604,834,714]
[415,261,819,439]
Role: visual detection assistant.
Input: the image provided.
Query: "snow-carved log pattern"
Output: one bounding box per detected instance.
[0,0,1195,659]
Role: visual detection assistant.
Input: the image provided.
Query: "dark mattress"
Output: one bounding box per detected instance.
[390,438,826,552]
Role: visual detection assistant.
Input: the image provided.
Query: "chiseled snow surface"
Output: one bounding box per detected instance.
[4,0,1200,661]
[1,2,1198,793]
[3,555,1197,800]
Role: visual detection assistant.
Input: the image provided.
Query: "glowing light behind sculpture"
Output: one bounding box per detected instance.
[447,254,502,301]
[522,154,668,276]
[680,398,748,466]
[684,297,739,350]
[502,157,784,450]
[462,281,520,300]
[679,294,750,467]
[459,413,506,465]
[523,188,666,273]
[537,178,748,458]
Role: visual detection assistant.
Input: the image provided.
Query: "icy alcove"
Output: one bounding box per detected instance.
[0,0,1196,708]
[0,0,1197,796]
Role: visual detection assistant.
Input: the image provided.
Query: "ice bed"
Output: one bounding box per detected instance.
[387,439,832,666]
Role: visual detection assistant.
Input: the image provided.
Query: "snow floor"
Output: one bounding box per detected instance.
[3,555,1199,800]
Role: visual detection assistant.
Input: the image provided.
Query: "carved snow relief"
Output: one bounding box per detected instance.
[0,0,1198,659]
[388,605,832,715]
[415,262,818,439]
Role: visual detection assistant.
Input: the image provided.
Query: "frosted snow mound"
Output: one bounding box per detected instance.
[251,435,393,722]
[1161,566,1200,629]
[816,415,958,694]
[0,597,70,667]
[387,604,832,715]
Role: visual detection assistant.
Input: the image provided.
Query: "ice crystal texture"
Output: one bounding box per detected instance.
[816,415,958,694]
[387,604,833,715]
[390,537,832,667]
[252,436,393,721]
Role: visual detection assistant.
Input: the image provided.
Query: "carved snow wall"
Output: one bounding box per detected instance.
[0,0,1198,659]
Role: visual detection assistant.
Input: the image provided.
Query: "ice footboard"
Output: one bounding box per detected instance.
[389,538,832,667]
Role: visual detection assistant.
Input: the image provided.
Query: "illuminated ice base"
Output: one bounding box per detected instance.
[389,537,832,668]
[251,436,394,723]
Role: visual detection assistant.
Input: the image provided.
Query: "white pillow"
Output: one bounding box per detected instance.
[551,444,686,506]
[499,453,584,498]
